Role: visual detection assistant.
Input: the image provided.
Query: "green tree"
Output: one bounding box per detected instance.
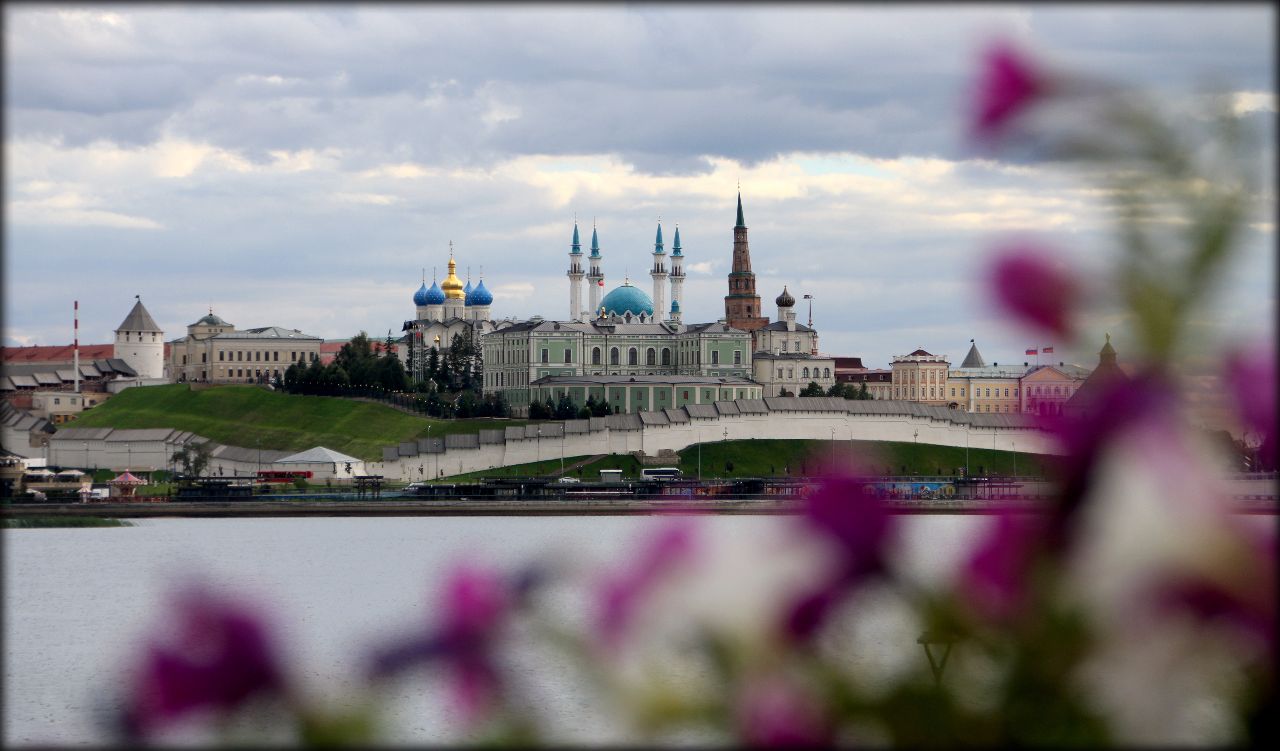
[800,381,825,397]
[171,442,212,481]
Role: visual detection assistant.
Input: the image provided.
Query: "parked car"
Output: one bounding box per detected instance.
[555,476,581,484]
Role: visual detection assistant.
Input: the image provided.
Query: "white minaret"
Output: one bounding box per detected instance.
[650,220,668,321]
[670,224,685,316]
[586,224,604,318]
[567,222,585,321]
[113,295,165,380]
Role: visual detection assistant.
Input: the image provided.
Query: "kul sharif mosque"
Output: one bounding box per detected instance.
[400,192,830,412]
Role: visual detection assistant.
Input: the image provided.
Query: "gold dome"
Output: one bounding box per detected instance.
[441,256,465,299]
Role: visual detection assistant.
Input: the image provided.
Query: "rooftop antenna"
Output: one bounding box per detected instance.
[449,240,454,258]
[422,267,425,284]
[433,266,437,283]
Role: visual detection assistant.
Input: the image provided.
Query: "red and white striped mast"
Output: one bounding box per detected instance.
[73,300,80,394]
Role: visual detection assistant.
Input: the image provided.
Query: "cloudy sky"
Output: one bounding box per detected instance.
[5,4,1274,369]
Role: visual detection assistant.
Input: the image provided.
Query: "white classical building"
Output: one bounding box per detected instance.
[750,287,834,397]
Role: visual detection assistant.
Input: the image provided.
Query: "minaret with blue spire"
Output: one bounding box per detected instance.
[650,220,668,322]
[670,225,685,323]
[567,221,585,321]
[587,223,604,317]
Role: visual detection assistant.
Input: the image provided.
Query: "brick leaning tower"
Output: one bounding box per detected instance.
[724,191,768,332]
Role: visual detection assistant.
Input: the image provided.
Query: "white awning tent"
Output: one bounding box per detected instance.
[272,447,367,480]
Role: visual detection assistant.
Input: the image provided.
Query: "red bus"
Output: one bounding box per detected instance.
[255,470,313,484]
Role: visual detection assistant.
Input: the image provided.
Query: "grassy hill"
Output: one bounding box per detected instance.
[66,385,525,461]
[67,385,1047,475]
[439,439,1044,482]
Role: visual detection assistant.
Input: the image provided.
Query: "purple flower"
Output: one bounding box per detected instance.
[783,472,895,641]
[121,585,284,739]
[366,563,515,726]
[972,41,1047,140]
[736,677,830,747]
[800,473,894,582]
[595,519,698,650]
[990,245,1079,340]
[1039,371,1176,548]
[433,564,512,723]
[1225,346,1278,470]
[960,511,1047,623]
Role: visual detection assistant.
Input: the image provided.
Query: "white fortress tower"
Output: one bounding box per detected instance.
[650,221,668,322]
[567,222,585,321]
[586,224,604,317]
[113,295,165,379]
[670,224,685,316]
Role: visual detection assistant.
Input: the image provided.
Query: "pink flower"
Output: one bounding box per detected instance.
[960,511,1048,623]
[595,519,698,650]
[434,564,512,723]
[972,41,1047,140]
[121,585,284,739]
[800,473,894,580]
[990,245,1079,340]
[736,676,830,747]
[1225,347,1277,470]
[783,472,896,641]
[366,563,516,726]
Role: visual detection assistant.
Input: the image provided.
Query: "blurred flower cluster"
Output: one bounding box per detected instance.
[110,42,1274,747]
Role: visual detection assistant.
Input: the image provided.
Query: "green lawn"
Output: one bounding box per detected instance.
[67,384,530,461]
[429,439,1044,482]
[674,439,1046,479]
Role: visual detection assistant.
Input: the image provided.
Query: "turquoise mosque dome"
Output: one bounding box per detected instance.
[467,279,493,306]
[600,281,654,318]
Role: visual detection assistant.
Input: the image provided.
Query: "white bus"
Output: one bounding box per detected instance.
[640,467,683,481]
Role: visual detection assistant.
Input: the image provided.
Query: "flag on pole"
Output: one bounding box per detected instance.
[1042,346,1054,354]
[598,279,605,286]
[1025,347,1037,356]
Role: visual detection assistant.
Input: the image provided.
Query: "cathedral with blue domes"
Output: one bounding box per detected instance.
[400,244,514,384]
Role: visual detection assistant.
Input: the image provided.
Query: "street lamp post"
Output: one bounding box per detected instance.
[1012,440,1017,479]
[965,432,970,476]
[427,425,432,481]
[537,426,542,470]
[560,429,565,477]
[125,442,131,473]
[83,442,88,472]
[830,428,836,465]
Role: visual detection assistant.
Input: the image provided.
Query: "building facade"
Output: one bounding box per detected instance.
[750,286,834,396]
[483,318,752,414]
[168,311,322,384]
[530,374,762,414]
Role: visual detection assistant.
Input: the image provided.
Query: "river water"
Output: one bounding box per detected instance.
[3,512,1251,746]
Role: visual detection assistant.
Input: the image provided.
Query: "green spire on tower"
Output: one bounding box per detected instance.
[672,226,682,256]
[571,222,581,254]
[736,191,745,228]
[590,226,600,257]
[654,221,664,254]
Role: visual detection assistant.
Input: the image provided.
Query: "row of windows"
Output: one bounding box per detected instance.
[535,345,744,368]
[122,332,159,342]
[775,367,832,380]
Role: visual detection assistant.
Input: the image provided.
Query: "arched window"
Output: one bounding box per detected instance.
[628,348,638,365]
[592,347,601,365]
[661,347,671,366]
[646,348,656,366]
[610,347,620,365]
[824,368,830,378]
[803,367,810,378]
